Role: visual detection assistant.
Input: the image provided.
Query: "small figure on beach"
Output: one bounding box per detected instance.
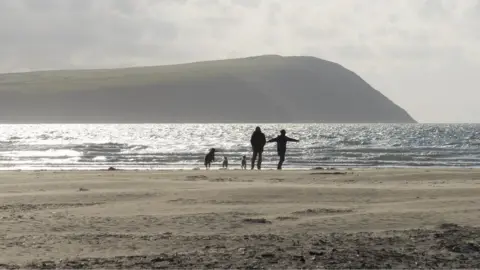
[241,155,247,170]
[204,148,216,169]
[267,129,299,170]
[222,156,229,169]
[250,126,266,170]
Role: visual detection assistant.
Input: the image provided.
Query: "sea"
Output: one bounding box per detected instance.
[0,124,479,170]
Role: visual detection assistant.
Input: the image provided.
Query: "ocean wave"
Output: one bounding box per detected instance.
[3,149,82,158]
[338,139,371,146]
[1,123,480,170]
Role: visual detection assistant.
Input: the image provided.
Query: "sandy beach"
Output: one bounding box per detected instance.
[1,168,480,268]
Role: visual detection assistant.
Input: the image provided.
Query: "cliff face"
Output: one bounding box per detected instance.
[0,55,415,123]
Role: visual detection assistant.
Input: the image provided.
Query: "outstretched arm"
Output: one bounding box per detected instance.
[286,136,299,142]
[267,137,278,143]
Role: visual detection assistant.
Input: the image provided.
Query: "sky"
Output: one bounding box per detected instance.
[1,0,479,123]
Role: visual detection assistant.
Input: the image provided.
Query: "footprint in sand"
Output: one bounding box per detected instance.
[310,172,348,175]
[209,177,234,182]
[275,216,299,221]
[291,208,354,216]
[242,218,272,224]
[0,203,103,212]
[167,198,197,204]
[209,178,253,183]
[185,175,208,181]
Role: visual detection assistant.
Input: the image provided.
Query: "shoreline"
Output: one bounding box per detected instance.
[1,168,480,268]
[1,165,480,172]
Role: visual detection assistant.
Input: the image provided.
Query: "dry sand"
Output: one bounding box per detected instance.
[1,168,480,269]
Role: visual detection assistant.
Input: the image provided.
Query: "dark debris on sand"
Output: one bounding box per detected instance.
[4,223,480,269]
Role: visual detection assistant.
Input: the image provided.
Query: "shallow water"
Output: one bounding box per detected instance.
[0,123,479,170]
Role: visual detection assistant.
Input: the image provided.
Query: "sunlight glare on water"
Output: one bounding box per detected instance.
[0,123,479,170]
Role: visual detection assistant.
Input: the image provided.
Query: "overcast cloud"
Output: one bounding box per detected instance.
[1,0,479,122]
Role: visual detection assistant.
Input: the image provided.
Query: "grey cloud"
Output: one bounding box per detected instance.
[0,0,480,121]
[385,45,465,62]
[2,0,477,72]
[0,0,178,70]
[229,0,262,8]
[267,2,281,25]
[419,0,447,19]
[333,45,375,60]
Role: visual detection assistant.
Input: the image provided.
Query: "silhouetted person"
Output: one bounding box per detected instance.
[267,129,299,170]
[241,155,247,170]
[250,126,266,170]
[222,156,228,169]
[204,148,215,169]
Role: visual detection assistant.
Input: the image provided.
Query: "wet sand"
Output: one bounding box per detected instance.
[1,169,480,269]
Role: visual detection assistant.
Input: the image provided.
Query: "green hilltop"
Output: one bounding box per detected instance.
[0,55,416,123]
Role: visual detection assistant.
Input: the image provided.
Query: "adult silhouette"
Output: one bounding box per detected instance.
[250,126,266,170]
[267,129,299,170]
